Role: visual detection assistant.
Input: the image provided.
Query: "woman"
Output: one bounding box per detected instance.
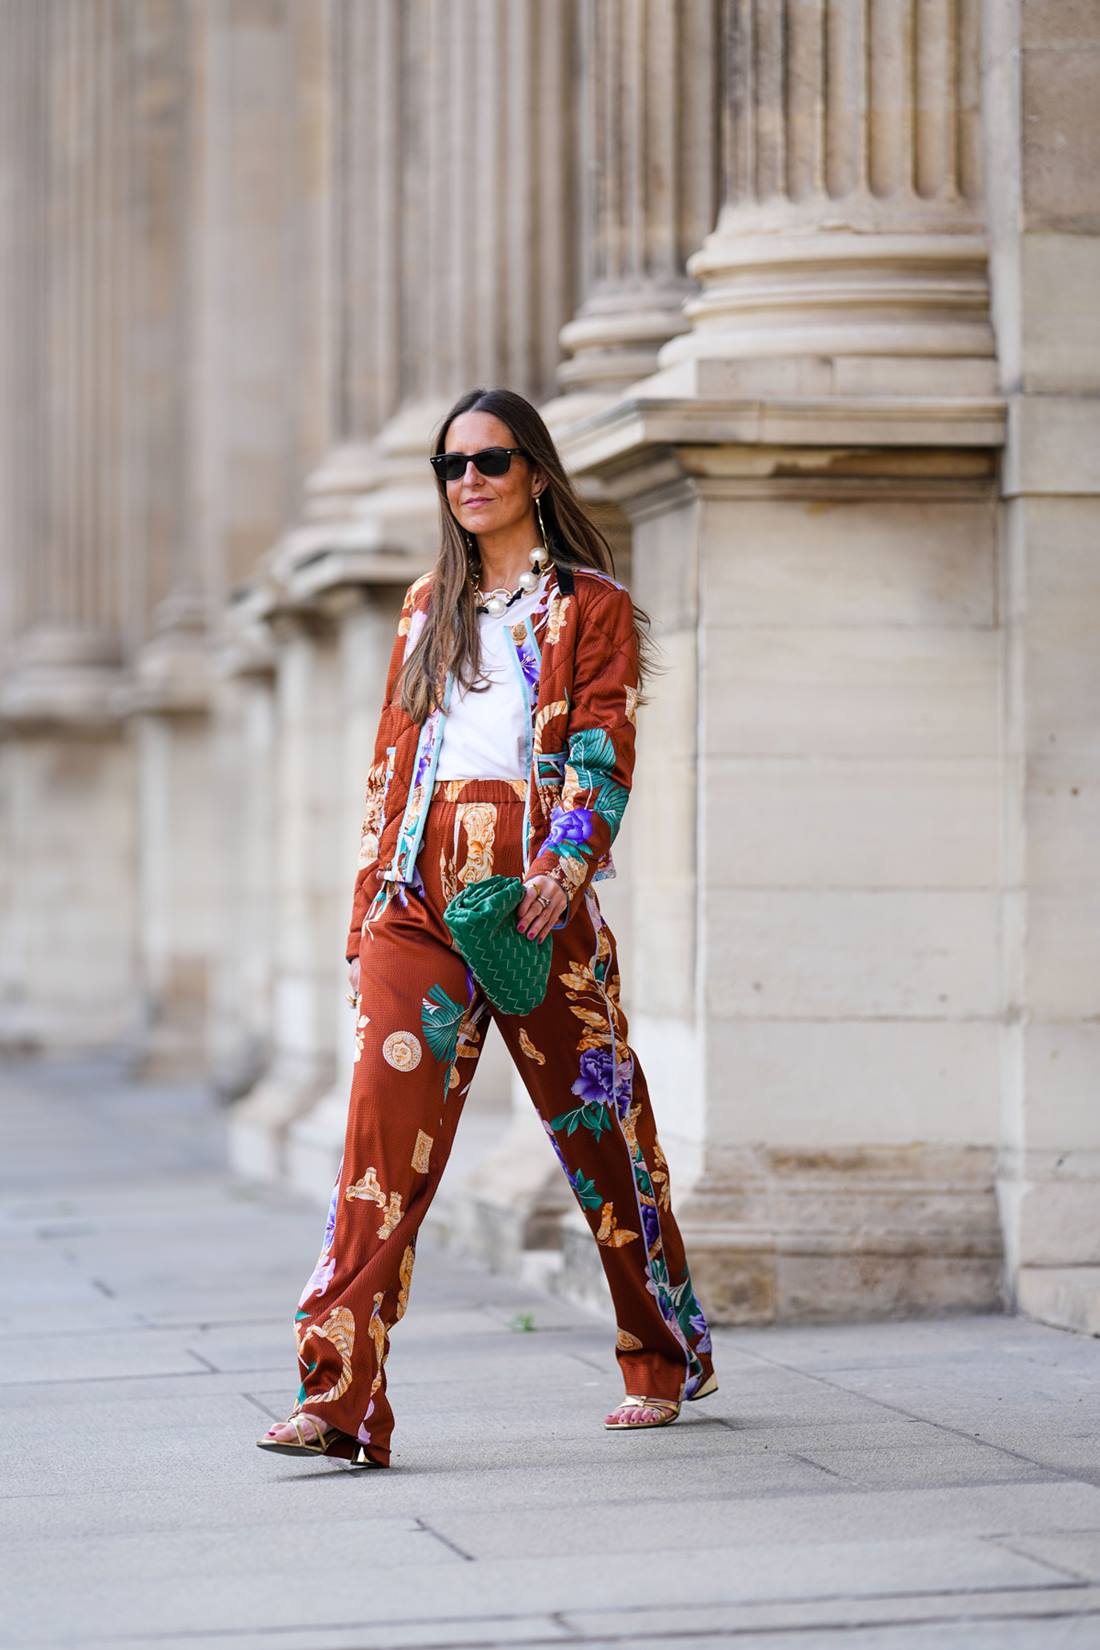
[258,387,715,1468]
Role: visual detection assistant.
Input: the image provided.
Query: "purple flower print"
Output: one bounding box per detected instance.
[297,1253,335,1308]
[517,637,540,698]
[545,807,594,850]
[571,1047,634,1117]
[322,1178,339,1252]
[640,1201,661,1252]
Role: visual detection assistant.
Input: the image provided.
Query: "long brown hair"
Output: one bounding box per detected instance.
[397,386,659,724]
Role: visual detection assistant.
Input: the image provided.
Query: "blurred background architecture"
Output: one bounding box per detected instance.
[1,0,1097,1335]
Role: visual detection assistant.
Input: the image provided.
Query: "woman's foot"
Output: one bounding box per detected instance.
[260,1411,331,1447]
[255,1409,384,1467]
[603,1395,681,1429]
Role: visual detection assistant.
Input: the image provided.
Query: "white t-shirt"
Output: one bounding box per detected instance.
[435,572,551,780]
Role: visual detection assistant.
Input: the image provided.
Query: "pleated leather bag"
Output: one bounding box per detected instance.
[443,875,551,1016]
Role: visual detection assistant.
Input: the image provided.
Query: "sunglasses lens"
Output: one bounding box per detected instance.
[472,449,510,476]
[432,447,522,481]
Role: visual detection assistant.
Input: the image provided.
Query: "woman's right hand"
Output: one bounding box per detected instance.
[347,956,361,998]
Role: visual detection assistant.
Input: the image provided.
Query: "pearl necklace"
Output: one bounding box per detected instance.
[471,543,551,616]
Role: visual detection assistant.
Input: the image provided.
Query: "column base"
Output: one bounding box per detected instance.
[1017,1268,1100,1337]
[0,707,137,1055]
[650,230,999,402]
[124,958,210,1082]
[437,1115,575,1276]
[285,1086,348,1203]
[545,1208,615,1321]
[227,1067,332,1183]
[674,1145,1005,1325]
[544,1144,1005,1327]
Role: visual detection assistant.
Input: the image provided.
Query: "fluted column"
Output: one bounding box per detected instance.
[233,0,579,1192]
[650,0,996,398]
[547,0,1007,1325]
[2,0,130,712]
[546,0,721,419]
[128,0,333,1078]
[297,0,578,561]
[0,0,140,1052]
[297,0,402,520]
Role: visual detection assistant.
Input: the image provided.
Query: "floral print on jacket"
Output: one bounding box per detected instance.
[344,561,639,961]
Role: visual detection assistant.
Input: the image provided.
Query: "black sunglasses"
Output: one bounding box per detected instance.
[430,446,529,483]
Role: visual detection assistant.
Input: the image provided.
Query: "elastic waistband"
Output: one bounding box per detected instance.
[429,777,527,803]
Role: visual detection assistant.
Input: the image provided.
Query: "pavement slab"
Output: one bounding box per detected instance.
[3,1057,1100,1650]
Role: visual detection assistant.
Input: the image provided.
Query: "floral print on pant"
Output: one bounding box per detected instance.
[290,778,714,1466]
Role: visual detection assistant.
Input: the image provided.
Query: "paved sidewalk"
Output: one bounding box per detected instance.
[4,1059,1100,1650]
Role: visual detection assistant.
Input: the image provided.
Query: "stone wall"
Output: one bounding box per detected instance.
[0,0,1096,1334]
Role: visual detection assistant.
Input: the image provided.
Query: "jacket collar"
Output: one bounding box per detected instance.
[553,559,575,596]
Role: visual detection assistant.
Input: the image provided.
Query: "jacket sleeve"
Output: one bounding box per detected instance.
[344,587,416,961]
[525,584,639,923]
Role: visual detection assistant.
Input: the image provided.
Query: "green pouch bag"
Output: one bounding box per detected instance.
[443,874,551,1016]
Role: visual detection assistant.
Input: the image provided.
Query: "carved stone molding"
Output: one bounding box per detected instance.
[548,0,720,419]
[651,0,995,397]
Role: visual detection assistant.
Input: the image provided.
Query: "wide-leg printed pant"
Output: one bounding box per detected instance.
[290,778,714,1467]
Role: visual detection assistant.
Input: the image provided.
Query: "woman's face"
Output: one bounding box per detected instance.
[441,410,544,540]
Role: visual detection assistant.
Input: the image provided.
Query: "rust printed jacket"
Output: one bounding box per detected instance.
[345,560,640,960]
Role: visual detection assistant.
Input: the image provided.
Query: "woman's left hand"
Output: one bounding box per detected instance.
[516,874,567,942]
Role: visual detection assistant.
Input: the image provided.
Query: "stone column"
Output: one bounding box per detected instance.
[650,0,997,400]
[228,0,416,1181]
[303,0,579,552]
[545,0,721,423]
[207,595,277,1103]
[548,0,1008,1323]
[0,0,138,1051]
[237,0,579,1199]
[985,1,1100,1335]
[534,1,719,1299]
[228,600,345,1180]
[128,0,332,1076]
[284,585,405,1200]
[119,0,213,1075]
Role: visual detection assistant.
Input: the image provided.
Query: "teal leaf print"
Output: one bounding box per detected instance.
[669,1276,705,1340]
[421,981,465,1066]
[568,727,615,773]
[550,1102,611,1143]
[593,779,629,838]
[569,1170,603,1210]
[552,839,592,862]
[566,728,627,840]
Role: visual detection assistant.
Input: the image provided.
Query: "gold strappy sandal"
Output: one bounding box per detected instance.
[256,1412,383,1467]
[604,1369,719,1429]
[603,1395,682,1429]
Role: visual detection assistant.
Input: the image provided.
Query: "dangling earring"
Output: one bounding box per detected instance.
[517,491,551,591]
[534,493,551,559]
